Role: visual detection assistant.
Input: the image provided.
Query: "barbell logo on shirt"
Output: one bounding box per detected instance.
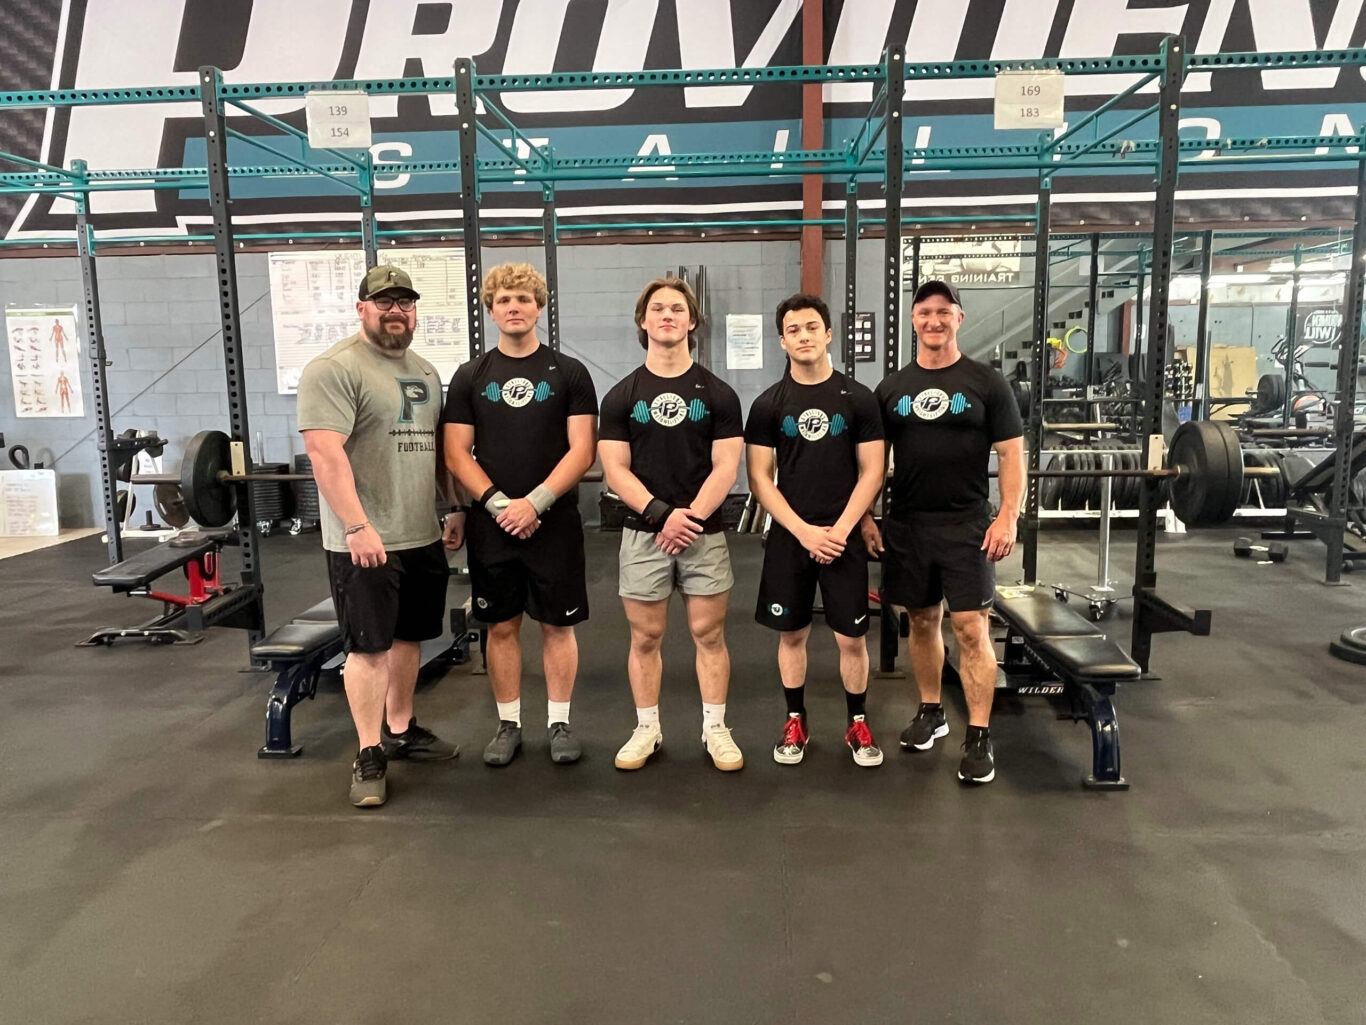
[638,392,709,427]
[482,379,553,406]
[949,392,971,415]
[396,378,430,423]
[905,388,950,420]
[783,409,851,440]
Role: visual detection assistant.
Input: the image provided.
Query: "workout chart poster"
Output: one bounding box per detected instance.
[6,306,84,419]
[268,249,470,395]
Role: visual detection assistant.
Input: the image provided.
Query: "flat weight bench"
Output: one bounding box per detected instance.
[992,585,1142,789]
[252,595,476,758]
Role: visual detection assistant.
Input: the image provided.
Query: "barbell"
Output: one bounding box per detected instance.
[141,421,1287,531]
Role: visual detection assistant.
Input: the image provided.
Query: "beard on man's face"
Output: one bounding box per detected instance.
[363,314,414,351]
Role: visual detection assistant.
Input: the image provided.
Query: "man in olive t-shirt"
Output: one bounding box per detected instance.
[297,264,464,808]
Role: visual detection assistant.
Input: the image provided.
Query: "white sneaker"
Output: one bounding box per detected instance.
[614,723,663,770]
[701,723,744,771]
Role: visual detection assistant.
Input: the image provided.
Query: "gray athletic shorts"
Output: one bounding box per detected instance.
[618,528,734,601]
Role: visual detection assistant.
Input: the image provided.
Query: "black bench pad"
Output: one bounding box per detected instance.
[92,532,225,590]
[251,621,341,661]
[1037,635,1141,681]
[995,587,1106,639]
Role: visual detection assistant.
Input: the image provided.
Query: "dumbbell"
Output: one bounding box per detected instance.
[1233,537,1288,562]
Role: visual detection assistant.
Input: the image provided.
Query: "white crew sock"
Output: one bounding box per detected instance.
[702,702,727,730]
[496,699,522,727]
[636,705,660,728]
[547,700,571,728]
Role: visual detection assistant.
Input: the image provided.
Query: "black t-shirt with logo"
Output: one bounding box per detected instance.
[599,362,744,533]
[874,355,1022,519]
[744,370,883,525]
[442,344,598,507]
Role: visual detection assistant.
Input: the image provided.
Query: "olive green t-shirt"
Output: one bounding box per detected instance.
[296,333,442,553]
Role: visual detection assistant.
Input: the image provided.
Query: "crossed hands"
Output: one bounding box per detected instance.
[797,522,848,565]
[655,507,704,556]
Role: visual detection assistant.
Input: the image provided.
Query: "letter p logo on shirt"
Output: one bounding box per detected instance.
[396,379,430,423]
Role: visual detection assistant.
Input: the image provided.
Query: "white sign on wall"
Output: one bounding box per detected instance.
[907,240,1024,287]
[304,91,372,150]
[994,70,1065,130]
[725,314,764,370]
[0,469,59,536]
[268,249,470,394]
[6,306,83,418]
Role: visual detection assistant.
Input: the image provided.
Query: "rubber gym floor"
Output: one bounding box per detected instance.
[1,526,1362,1025]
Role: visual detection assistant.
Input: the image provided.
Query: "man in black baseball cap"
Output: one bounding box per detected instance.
[910,279,962,309]
[863,277,1024,786]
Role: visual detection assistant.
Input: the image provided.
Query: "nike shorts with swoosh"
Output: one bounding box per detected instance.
[754,523,870,637]
[467,501,589,627]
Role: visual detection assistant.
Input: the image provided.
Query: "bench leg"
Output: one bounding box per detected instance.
[258,663,319,758]
[1083,691,1129,790]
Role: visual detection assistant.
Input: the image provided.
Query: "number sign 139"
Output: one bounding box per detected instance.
[305,90,372,150]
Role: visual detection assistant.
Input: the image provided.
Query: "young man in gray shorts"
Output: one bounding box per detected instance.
[598,277,745,771]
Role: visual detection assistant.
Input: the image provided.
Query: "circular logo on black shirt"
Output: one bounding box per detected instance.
[501,377,535,407]
[912,388,950,420]
[796,408,830,440]
[650,392,688,427]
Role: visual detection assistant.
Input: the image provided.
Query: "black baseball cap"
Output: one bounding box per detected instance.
[358,264,420,302]
[911,279,963,309]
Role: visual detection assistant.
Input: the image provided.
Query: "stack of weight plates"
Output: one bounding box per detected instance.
[292,453,321,526]
[249,462,290,527]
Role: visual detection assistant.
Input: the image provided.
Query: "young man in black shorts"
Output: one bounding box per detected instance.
[298,265,464,808]
[746,294,886,766]
[864,280,1024,784]
[599,277,745,772]
[443,262,598,767]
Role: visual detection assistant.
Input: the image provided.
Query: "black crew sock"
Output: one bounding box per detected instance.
[783,685,806,719]
[964,724,990,744]
[845,689,867,720]
[920,701,943,714]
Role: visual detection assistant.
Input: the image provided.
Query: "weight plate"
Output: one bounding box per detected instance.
[153,483,190,529]
[1340,626,1366,652]
[180,429,235,528]
[1255,373,1286,414]
[1168,420,1243,527]
[1329,639,1366,666]
[1042,454,1064,509]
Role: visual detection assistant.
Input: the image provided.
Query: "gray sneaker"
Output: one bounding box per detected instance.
[548,722,582,764]
[381,718,459,761]
[483,720,523,766]
[349,745,387,807]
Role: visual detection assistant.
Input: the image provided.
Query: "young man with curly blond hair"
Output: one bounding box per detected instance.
[442,262,598,766]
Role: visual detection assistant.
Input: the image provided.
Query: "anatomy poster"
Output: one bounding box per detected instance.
[268,249,469,394]
[6,306,83,418]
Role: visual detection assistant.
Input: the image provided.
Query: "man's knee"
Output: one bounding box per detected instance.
[906,605,943,636]
[833,631,866,656]
[691,618,727,652]
[779,627,810,650]
[950,611,992,651]
[488,618,522,643]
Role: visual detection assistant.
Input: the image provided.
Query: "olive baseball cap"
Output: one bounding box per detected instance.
[358,265,420,301]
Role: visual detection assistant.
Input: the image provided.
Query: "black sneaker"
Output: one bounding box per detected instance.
[548,722,582,764]
[957,734,996,784]
[900,704,949,751]
[381,718,459,761]
[483,720,523,766]
[350,745,387,807]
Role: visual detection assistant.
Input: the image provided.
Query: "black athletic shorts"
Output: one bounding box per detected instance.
[467,502,588,627]
[880,511,995,613]
[326,539,450,654]
[755,524,871,637]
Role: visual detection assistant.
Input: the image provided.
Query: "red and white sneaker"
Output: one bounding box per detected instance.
[845,716,884,767]
[773,713,809,765]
